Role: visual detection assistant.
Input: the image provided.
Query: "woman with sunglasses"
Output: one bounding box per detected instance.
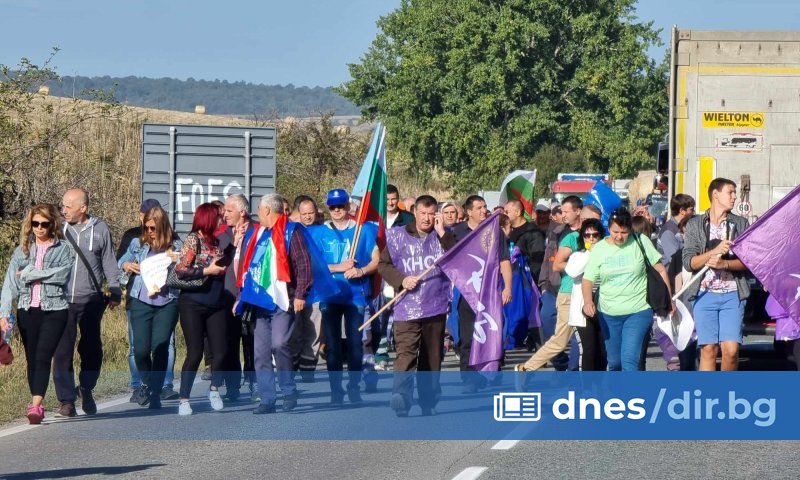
[581,208,672,371]
[0,204,75,423]
[118,205,183,409]
[564,218,607,370]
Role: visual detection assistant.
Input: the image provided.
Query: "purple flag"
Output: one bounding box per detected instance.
[731,185,800,323]
[437,211,504,371]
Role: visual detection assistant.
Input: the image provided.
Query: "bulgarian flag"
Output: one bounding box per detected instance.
[350,123,387,299]
[352,122,387,248]
[499,170,537,220]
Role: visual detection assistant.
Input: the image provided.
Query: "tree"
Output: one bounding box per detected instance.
[338,0,668,194]
[271,112,369,205]
[0,50,125,219]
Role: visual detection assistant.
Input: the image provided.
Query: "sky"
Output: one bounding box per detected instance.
[1,0,800,88]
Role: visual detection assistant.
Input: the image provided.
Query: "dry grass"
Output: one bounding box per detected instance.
[0,308,189,424]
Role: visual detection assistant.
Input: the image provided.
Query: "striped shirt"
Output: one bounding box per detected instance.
[29,240,54,308]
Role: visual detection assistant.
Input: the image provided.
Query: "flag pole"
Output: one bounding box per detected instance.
[358,264,436,331]
[348,127,386,261]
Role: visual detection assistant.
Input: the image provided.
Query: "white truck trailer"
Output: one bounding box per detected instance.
[664,28,800,219]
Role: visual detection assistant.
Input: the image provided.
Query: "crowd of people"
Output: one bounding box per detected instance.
[0,176,784,424]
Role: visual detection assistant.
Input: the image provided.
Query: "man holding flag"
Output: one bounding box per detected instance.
[683,178,750,371]
[452,196,513,392]
[378,195,457,417]
[307,189,380,405]
[237,194,321,414]
[439,210,512,379]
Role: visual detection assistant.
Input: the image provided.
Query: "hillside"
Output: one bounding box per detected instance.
[44,75,361,117]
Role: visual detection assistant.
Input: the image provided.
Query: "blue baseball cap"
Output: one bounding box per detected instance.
[326,189,350,207]
[140,198,161,213]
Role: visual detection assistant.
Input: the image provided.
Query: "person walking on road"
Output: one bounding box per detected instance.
[1,204,74,424]
[118,205,182,410]
[53,188,122,418]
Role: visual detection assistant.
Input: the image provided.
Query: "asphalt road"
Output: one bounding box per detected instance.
[0,340,796,480]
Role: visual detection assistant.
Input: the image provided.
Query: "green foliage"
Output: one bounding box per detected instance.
[275,114,369,206]
[529,145,586,198]
[338,0,669,194]
[45,75,360,117]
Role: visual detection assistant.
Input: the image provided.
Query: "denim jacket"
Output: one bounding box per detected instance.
[117,237,183,301]
[1,238,75,317]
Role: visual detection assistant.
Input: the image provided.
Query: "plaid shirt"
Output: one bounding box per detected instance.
[29,240,54,308]
[288,228,312,301]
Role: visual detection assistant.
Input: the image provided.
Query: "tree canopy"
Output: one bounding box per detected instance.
[338,0,669,194]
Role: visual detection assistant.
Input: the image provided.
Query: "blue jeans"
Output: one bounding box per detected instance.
[540,291,568,370]
[599,309,653,371]
[128,309,175,389]
[321,303,365,394]
[253,306,296,406]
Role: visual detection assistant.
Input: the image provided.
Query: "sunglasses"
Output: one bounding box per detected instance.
[144,225,157,232]
[31,221,52,229]
[584,232,601,239]
[329,204,347,211]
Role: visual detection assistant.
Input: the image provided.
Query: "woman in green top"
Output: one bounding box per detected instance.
[581,208,671,371]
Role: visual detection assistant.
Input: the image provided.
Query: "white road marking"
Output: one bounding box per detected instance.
[0,423,38,438]
[451,467,488,480]
[491,439,519,450]
[0,377,200,437]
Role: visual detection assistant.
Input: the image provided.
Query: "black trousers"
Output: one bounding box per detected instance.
[179,297,229,398]
[574,316,607,371]
[222,310,244,392]
[241,315,256,384]
[18,308,68,397]
[52,299,107,404]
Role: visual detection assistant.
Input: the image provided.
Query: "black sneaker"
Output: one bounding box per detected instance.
[148,393,162,410]
[79,387,97,415]
[54,403,77,418]
[282,393,298,412]
[421,406,438,416]
[131,385,149,405]
[347,388,362,404]
[253,403,276,414]
[160,387,179,401]
[137,386,151,407]
[201,367,212,381]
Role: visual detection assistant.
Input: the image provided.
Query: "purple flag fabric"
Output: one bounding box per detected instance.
[437,211,504,371]
[731,185,800,323]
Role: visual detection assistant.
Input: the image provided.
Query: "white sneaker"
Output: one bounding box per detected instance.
[209,390,224,411]
[178,401,192,416]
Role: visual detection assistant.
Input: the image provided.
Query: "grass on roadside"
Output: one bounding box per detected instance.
[0,307,187,425]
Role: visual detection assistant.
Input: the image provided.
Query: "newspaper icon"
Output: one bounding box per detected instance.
[493,393,541,422]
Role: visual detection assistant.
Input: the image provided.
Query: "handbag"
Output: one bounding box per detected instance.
[165,234,209,290]
[633,234,672,317]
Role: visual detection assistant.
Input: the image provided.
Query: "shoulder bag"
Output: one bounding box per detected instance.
[165,234,209,290]
[633,234,672,317]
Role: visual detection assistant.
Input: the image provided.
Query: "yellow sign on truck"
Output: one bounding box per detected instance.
[701,112,765,129]
[667,28,800,216]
